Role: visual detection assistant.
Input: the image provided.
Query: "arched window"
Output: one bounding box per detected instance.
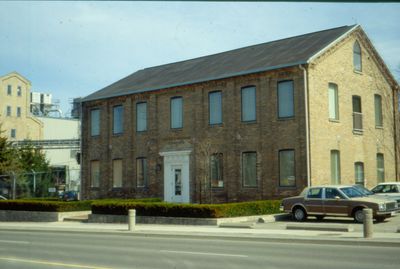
[353,41,362,71]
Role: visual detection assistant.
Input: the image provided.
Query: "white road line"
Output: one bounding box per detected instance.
[0,240,30,244]
[160,250,248,258]
[0,257,113,269]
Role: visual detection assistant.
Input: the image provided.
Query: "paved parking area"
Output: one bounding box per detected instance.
[255,213,400,233]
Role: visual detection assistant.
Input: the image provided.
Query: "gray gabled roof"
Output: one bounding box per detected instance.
[83,25,356,102]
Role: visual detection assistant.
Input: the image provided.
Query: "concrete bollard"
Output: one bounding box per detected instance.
[363,208,373,238]
[128,209,136,231]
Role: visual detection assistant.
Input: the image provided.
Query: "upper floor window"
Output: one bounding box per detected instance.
[10,129,16,138]
[241,86,256,122]
[279,149,295,187]
[113,105,124,134]
[136,102,147,132]
[377,154,385,183]
[242,152,257,187]
[374,94,383,127]
[17,107,21,117]
[171,97,183,129]
[328,83,339,120]
[209,91,222,125]
[354,162,365,186]
[210,153,223,188]
[6,106,11,116]
[330,150,341,184]
[352,95,363,132]
[136,157,148,187]
[90,109,100,136]
[17,86,22,96]
[353,41,362,72]
[112,159,123,188]
[90,160,100,188]
[278,80,294,118]
[7,85,11,95]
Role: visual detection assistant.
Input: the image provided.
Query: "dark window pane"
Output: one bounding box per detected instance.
[241,87,256,122]
[242,152,257,187]
[278,81,294,118]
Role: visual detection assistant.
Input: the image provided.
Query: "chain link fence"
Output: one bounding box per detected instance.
[0,168,80,199]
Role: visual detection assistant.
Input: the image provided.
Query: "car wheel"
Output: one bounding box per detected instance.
[315,215,324,221]
[293,207,307,222]
[353,209,364,223]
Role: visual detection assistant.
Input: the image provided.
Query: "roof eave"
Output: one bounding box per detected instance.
[306,24,359,64]
[82,61,307,103]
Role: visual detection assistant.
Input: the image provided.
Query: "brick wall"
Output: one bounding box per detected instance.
[307,29,398,187]
[81,66,308,203]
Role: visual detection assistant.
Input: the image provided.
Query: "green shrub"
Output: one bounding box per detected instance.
[0,200,92,212]
[0,197,162,212]
[91,200,281,218]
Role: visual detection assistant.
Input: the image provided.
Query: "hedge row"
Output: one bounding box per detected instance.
[0,200,92,212]
[91,200,281,218]
[0,198,161,212]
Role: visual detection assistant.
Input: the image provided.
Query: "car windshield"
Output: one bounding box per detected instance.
[353,185,373,196]
[339,187,365,198]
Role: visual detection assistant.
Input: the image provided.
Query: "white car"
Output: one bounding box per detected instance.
[371,182,400,205]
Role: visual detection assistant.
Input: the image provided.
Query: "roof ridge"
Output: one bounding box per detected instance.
[138,25,355,72]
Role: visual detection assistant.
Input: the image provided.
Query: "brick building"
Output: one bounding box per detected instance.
[81,25,399,203]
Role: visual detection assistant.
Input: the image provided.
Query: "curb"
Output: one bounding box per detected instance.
[1,225,399,248]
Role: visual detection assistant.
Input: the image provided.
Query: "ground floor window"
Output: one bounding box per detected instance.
[112,159,123,188]
[354,162,364,186]
[90,160,100,188]
[210,153,223,188]
[136,158,148,187]
[377,154,384,183]
[242,152,257,187]
[279,150,295,187]
[330,150,341,184]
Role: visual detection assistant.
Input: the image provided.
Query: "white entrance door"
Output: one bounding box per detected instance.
[160,150,191,203]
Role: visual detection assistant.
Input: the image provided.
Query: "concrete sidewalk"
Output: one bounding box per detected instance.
[1,221,400,247]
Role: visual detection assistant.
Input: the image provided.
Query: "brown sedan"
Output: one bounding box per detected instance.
[280,185,398,223]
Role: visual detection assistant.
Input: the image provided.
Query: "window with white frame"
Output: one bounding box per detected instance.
[136,158,147,187]
[377,154,385,183]
[90,109,100,136]
[17,86,22,96]
[17,107,21,117]
[354,162,364,186]
[374,94,383,127]
[209,91,222,125]
[241,86,256,122]
[330,150,341,184]
[136,102,147,132]
[328,83,339,120]
[7,85,11,95]
[278,80,294,118]
[352,95,363,132]
[112,159,123,188]
[6,106,11,116]
[90,160,100,188]
[171,97,183,129]
[353,41,362,72]
[242,152,257,187]
[113,105,124,134]
[279,150,295,187]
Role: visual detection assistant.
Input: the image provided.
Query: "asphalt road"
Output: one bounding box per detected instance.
[0,230,399,269]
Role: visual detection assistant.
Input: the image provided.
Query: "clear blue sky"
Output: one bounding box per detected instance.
[1,2,399,116]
